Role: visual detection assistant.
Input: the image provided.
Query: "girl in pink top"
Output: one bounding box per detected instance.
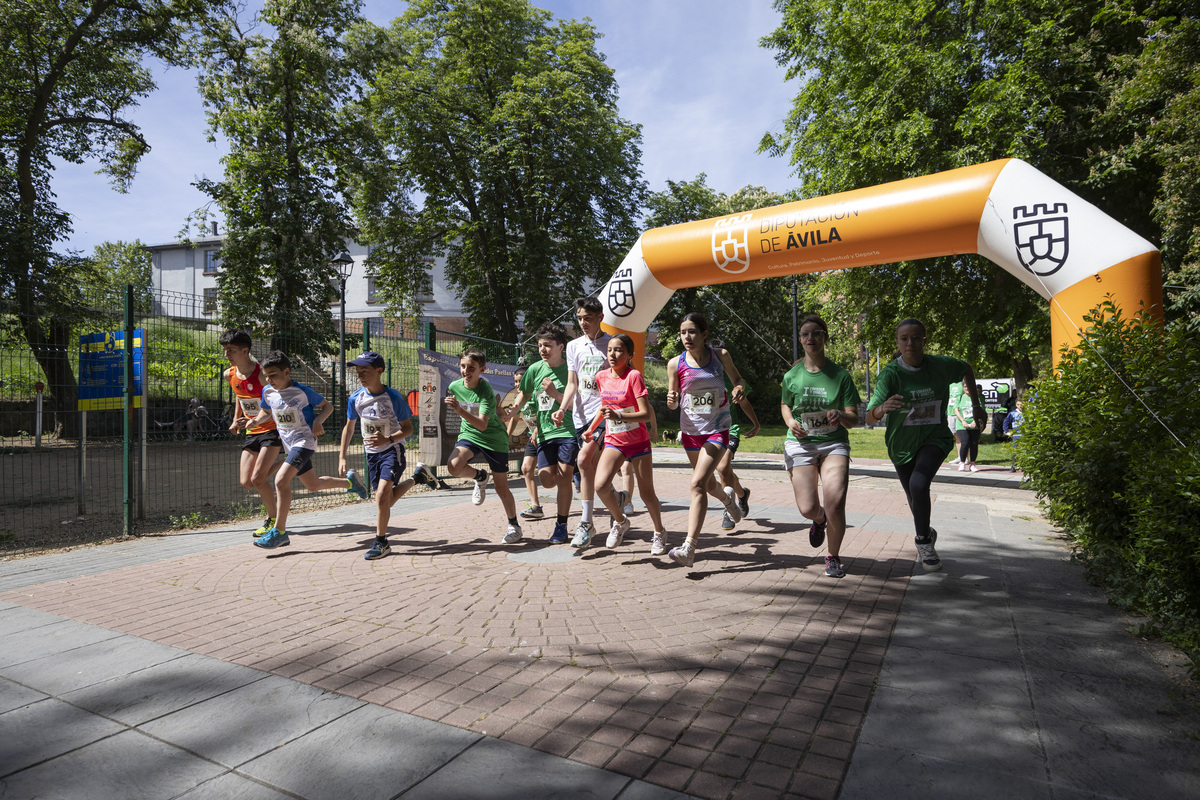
[591,334,666,552]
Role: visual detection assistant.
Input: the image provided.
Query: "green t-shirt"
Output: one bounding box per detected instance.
[947,382,964,432]
[448,377,509,453]
[519,359,574,441]
[725,374,742,437]
[781,359,861,445]
[869,354,969,465]
[955,385,976,428]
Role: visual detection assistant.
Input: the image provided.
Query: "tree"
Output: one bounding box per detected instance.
[0,0,219,430]
[192,0,364,357]
[350,0,647,342]
[92,239,153,312]
[645,175,796,419]
[759,0,1169,390]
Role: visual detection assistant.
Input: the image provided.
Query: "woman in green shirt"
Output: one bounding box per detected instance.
[866,319,982,572]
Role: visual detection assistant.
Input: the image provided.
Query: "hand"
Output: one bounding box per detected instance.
[312,421,324,437]
[443,394,461,412]
[600,407,619,421]
[365,431,389,447]
[730,385,745,404]
[745,422,760,438]
[788,419,807,438]
[877,393,905,415]
[666,390,680,410]
[338,459,348,477]
[541,376,556,393]
[550,409,564,426]
[228,420,240,434]
[826,409,842,427]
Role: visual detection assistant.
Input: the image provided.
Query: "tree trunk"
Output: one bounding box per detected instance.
[1011,354,1035,399]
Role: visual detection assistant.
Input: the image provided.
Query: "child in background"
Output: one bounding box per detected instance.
[1003,398,1025,472]
[340,351,422,560]
[508,365,545,520]
[221,329,282,537]
[249,350,367,549]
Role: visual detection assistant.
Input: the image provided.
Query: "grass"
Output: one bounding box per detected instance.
[659,423,1016,465]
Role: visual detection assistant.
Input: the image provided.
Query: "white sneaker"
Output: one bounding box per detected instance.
[606,517,630,548]
[723,486,743,524]
[650,530,667,556]
[623,501,635,515]
[503,523,522,544]
[668,540,695,567]
[472,472,489,505]
[570,520,595,549]
[614,490,629,515]
[915,537,942,572]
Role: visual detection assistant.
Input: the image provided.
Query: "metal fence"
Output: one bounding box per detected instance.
[0,285,514,556]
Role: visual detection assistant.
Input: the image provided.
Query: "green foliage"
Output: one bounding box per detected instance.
[1020,302,1200,673]
[91,240,154,313]
[759,0,1176,388]
[191,0,363,360]
[349,0,647,341]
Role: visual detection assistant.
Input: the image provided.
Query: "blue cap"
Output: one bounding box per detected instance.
[347,351,384,369]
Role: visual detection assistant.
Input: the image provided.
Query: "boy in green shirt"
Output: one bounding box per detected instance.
[504,324,577,543]
[437,348,522,543]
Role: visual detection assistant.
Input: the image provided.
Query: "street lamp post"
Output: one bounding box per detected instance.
[332,250,354,432]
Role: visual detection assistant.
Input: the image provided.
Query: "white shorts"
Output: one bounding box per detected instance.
[783,438,850,469]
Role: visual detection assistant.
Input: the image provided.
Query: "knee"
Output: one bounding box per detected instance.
[240,476,256,490]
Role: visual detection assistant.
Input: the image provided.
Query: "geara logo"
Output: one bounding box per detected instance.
[1013,203,1069,276]
[711,213,752,274]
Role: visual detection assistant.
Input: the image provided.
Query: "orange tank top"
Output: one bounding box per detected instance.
[228,363,276,435]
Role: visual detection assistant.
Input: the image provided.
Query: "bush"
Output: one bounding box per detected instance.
[1020,302,1200,675]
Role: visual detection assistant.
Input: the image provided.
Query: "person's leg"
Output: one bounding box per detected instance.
[894,444,946,542]
[788,463,823,522]
[297,469,352,493]
[241,445,279,522]
[577,434,601,520]
[685,443,725,544]
[374,478,395,539]
[630,452,663,533]
[968,427,981,467]
[818,454,851,559]
[594,448,626,522]
[619,460,635,510]
[955,429,970,469]
[271,462,300,534]
[521,453,541,511]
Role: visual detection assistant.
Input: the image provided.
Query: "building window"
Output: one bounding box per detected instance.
[203,287,218,314]
[415,257,435,303]
[367,277,384,305]
[203,250,221,275]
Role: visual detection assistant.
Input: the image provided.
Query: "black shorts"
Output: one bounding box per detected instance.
[454,439,509,473]
[523,439,538,460]
[727,433,741,456]
[283,446,314,477]
[243,430,283,453]
[367,446,407,488]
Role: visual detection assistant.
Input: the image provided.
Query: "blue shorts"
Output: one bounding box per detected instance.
[523,439,538,460]
[367,446,407,488]
[537,437,579,470]
[454,439,509,473]
[283,446,314,477]
[575,422,605,452]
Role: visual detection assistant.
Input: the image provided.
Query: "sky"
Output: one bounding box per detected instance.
[53,0,802,254]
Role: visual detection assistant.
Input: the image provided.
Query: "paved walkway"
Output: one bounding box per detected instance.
[1,450,1197,799]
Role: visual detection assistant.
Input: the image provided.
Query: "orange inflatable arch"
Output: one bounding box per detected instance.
[597,159,1162,367]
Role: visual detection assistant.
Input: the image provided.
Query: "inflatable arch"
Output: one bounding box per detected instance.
[597,159,1162,368]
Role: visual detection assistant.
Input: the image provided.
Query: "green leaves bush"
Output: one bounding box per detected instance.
[1021,302,1200,674]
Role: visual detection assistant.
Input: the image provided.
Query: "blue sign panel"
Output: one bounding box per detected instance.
[78,329,145,411]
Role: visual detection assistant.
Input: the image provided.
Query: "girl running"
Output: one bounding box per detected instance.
[780,314,861,578]
[584,334,666,552]
[866,318,981,572]
[665,313,746,567]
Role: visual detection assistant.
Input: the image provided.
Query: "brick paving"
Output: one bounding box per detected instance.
[2,465,923,800]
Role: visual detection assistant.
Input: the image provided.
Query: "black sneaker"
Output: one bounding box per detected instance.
[738,488,750,518]
[809,509,827,548]
[412,463,434,487]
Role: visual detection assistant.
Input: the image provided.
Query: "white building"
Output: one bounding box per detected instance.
[145,227,469,332]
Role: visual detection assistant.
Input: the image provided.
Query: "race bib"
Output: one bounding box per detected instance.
[686,391,715,416]
[537,392,555,412]
[272,407,301,431]
[801,410,837,436]
[607,406,637,434]
[903,400,942,426]
[239,397,261,417]
[362,419,390,440]
[580,373,599,396]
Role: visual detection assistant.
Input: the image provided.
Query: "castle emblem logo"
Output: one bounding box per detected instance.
[712,213,752,274]
[1013,203,1069,276]
[608,274,636,318]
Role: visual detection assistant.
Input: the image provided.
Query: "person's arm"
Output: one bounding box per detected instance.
[502,389,529,422]
[835,404,859,429]
[738,396,760,438]
[311,399,333,437]
[781,402,806,438]
[866,371,901,423]
[553,371,579,427]
[338,418,356,476]
[665,357,681,409]
[452,397,490,432]
[716,348,746,404]
[392,417,415,441]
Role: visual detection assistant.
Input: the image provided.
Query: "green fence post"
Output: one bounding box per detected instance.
[123,284,134,537]
[424,321,435,351]
[362,318,371,352]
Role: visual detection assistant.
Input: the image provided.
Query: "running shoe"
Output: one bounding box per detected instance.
[254,516,275,536]
[571,520,595,549]
[958,463,968,472]
[809,510,827,549]
[549,522,569,544]
[650,530,667,556]
[615,490,630,516]
[723,486,743,524]
[623,499,635,515]
[969,464,980,473]
[364,540,390,560]
[915,532,942,572]
[824,555,845,578]
[668,540,696,567]
[503,523,523,544]
[253,527,289,549]
[346,469,368,500]
[721,509,735,530]
[412,463,435,487]
[520,505,545,520]
[472,472,489,505]
[606,517,630,548]
[738,488,750,519]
